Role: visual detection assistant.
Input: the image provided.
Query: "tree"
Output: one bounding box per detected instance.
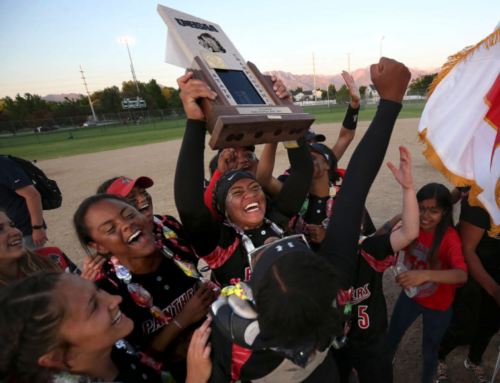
[145,79,168,109]
[321,90,327,100]
[293,87,303,93]
[336,84,350,103]
[409,73,438,92]
[359,86,367,95]
[99,86,122,113]
[328,84,336,100]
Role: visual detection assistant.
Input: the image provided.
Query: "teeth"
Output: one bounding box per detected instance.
[245,202,258,210]
[140,204,149,210]
[8,240,21,246]
[128,230,141,243]
[112,310,122,325]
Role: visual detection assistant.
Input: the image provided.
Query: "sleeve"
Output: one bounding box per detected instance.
[61,252,82,275]
[270,137,314,219]
[360,233,394,261]
[204,170,223,221]
[0,157,32,191]
[319,100,402,288]
[460,195,490,230]
[445,229,468,275]
[174,119,223,257]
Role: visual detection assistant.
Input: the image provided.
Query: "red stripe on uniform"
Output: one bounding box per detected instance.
[361,249,396,273]
[231,344,253,381]
[203,237,240,269]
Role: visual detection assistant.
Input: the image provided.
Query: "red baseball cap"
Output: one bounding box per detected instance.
[106,176,154,197]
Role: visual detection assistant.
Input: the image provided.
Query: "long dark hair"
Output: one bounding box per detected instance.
[411,183,454,269]
[73,194,130,256]
[0,272,67,383]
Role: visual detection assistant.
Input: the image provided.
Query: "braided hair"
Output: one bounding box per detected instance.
[0,272,67,383]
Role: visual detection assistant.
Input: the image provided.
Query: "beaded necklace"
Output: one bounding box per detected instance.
[230,218,285,255]
[293,182,338,234]
[109,226,219,324]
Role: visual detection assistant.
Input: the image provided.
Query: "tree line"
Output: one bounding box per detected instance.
[0,79,184,122]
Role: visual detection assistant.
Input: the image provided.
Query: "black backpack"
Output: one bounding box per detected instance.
[2,155,62,210]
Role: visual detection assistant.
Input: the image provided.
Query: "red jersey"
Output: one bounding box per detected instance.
[399,226,467,311]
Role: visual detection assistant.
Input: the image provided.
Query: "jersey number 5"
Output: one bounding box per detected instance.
[358,306,369,329]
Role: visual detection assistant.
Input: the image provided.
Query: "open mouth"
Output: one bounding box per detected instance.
[127,230,147,246]
[111,310,123,326]
[240,165,251,172]
[421,220,430,225]
[139,203,150,213]
[7,239,22,248]
[244,202,260,213]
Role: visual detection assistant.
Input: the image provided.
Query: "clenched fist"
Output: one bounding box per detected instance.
[370,58,411,104]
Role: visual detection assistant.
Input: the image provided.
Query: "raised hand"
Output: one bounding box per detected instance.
[341,70,360,108]
[186,317,213,383]
[306,224,326,244]
[178,72,218,121]
[370,58,411,104]
[387,145,413,190]
[81,253,107,281]
[218,148,238,174]
[271,76,293,101]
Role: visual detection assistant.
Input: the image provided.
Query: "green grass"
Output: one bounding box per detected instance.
[0,103,425,161]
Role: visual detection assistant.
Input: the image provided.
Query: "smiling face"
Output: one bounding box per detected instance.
[310,150,330,180]
[58,274,133,354]
[418,198,444,233]
[124,185,154,226]
[234,148,258,177]
[84,199,157,259]
[0,211,26,262]
[224,178,266,229]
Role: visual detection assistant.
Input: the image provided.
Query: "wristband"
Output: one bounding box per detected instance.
[383,221,392,232]
[173,319,183,330]
[32,225,44,230]
[342,104,360,130]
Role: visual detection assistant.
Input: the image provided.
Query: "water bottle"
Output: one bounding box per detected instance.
[392,261,419,298]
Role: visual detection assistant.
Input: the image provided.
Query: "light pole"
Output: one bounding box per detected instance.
[118,37,140,95]
[380,36,385,58]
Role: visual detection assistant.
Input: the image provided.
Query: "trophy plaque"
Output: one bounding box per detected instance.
[158,5,315,150]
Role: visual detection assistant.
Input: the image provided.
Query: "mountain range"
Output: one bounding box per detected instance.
[40,68,439,101]
[263,66,440,91]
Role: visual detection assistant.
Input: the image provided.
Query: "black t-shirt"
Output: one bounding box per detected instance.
[202,221,282,287]
[460,194,500,272]
[95,250,200,350]
[0,156,46,236]
[347,234,395,352]
[111,346,170,383]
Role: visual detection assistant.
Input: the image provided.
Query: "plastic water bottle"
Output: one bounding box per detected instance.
[392,261,419,298]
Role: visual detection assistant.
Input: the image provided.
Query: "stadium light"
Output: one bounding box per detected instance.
[118,37,140,95]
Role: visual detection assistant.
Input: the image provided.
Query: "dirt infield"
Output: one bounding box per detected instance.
[38,117,499,383]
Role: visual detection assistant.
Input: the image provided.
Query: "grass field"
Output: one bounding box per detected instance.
[0,103,425,161]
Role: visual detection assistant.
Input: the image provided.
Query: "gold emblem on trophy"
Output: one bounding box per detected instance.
[200,51,229,69]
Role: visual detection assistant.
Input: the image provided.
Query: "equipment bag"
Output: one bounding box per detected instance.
[1,155,62,210]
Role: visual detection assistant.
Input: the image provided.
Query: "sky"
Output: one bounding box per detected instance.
[0,0,499,98]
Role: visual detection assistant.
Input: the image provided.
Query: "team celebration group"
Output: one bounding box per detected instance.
[0,57,499,383]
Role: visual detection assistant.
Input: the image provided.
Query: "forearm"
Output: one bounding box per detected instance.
[147,322,184,355]
[332,128,355,162]
[273,137,313,218]
[399,186,419,242]
[465,250,499,295]
[25,193,44,226]
[256,143,278,188]
[424,268,467,285]
[321,99,402,270]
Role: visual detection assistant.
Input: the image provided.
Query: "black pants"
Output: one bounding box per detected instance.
[439,275,500,363]
[332,333,393,383]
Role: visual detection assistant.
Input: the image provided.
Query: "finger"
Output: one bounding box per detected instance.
[271,75,277,83]
[197,316,213,334]
[387,161,397,174]
[95,257,106,270]
[198,326,212,349]
[203,343,212,358]
[177,72,194,88]
[195,281,209,296]
[273,79,283,91]
[276,84,286,95]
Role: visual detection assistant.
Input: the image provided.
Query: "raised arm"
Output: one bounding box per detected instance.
[319,58,411,285]
[332,71,360,161]
[255,142,286,197]
[387,146,419,252]
[174,73,223,256]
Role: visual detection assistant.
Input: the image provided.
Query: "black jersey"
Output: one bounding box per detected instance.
[111,346,172,383]
[460,193,500,273]
[348,234,395,349]
[95,254,199,351]
[202,221,283,287]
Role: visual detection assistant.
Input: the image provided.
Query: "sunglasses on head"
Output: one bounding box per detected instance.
[247,234,310,271]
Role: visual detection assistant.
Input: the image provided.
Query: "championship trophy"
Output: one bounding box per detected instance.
[157,5,315,150]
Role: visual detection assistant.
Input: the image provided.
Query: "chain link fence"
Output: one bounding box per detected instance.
[0,93,427,149]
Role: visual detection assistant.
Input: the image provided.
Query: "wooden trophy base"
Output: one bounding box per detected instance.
[188,58,315,150]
